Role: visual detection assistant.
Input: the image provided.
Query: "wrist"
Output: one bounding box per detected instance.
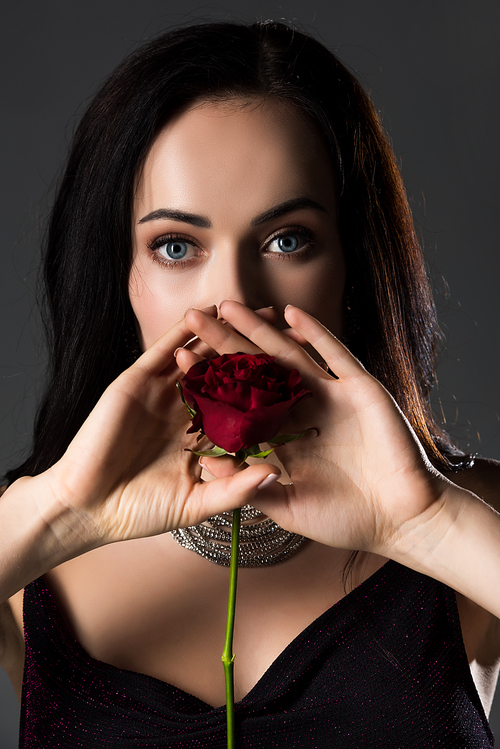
[0,473,102,600]
[389,475,458,560]
[390,479,500,617]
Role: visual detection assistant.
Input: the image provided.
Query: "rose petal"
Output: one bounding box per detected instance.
[182,352,311,453]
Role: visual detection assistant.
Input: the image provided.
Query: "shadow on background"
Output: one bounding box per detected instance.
[0,671,19,747]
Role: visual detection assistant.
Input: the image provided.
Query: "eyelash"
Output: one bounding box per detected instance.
[146,226,316,269]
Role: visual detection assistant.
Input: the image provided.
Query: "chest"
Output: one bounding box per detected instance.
[45,535,356,707]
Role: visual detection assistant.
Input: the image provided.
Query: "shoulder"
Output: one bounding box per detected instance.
[445,457,500,512]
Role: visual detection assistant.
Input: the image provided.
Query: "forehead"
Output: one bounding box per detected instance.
[134,98,336,220]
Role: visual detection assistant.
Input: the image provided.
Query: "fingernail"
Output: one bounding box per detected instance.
[201,304,217,313]
[173,347,183,357]
[257,473,279,490]
[198,458,215,476]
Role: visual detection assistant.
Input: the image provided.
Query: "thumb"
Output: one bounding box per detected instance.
[199,463,281,514]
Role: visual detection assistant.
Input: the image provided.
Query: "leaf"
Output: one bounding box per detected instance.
[244,444,265,457]
[189,446,229,458]
[234,444,278,461]
[245,447,276,459]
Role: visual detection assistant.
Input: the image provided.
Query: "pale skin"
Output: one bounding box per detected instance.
[1,98,500,716]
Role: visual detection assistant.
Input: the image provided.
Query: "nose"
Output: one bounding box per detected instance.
[205,243,269,314]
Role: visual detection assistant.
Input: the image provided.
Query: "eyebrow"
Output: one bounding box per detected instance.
[137,197,328,228]
[251,197,328,226]
[138,209,210,227]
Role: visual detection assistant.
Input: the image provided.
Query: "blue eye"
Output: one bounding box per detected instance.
[162,240,189,260]
[267,230,312,256]
[277,235,299,253]
[148,235,199,267]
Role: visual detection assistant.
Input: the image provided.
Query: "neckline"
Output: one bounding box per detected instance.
[33,559,397,713]
[237,557,396,708]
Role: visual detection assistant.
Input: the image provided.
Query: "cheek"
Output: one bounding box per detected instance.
[128,261,192,349]
[273,260,345,337]
[309,265,345,335]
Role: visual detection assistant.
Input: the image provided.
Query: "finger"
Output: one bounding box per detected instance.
[135,306,218,376]
[199,454,247,478]
[281,327,309,346]
[199,455,284,487]
[186,338,218,359]
[218,306,276,338]
[175,347,203,373]
[281,327,330,372]
[195,464,281,516]
[254,306,278,325]
[176,306,278,371]
[184,308,263,355]
[218,300,323,376]
[134,320,198,377]
[284,305,366,380]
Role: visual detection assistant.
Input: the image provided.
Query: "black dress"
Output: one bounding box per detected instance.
[19,560,494,747]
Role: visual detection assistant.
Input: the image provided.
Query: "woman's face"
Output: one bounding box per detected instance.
[130,98,345,350]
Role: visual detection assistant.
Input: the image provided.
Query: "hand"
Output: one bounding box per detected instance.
[39,307,280,547]
[177,301,449,558]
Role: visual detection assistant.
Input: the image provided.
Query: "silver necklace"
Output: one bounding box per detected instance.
[170,505,306,567]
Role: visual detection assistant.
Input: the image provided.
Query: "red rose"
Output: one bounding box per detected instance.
[182,352,311,453]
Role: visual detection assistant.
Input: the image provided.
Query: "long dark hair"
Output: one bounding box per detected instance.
[6,20,466,484]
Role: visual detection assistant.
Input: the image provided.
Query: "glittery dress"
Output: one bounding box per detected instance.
[19,560,494,747]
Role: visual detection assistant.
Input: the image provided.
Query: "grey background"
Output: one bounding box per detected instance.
[1,0,499,744]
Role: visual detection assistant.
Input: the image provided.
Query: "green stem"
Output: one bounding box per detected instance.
[221,507,241,749]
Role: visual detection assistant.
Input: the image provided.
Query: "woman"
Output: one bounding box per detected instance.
[1,20,499,747]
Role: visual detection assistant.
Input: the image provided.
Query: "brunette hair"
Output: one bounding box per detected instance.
[6,20,465,484]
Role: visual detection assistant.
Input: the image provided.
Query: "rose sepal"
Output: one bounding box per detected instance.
[188,437,306,463]
[190,446,229,458]
[240,445,276,460]
[187,443,274,461]
[176,380,197,419]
